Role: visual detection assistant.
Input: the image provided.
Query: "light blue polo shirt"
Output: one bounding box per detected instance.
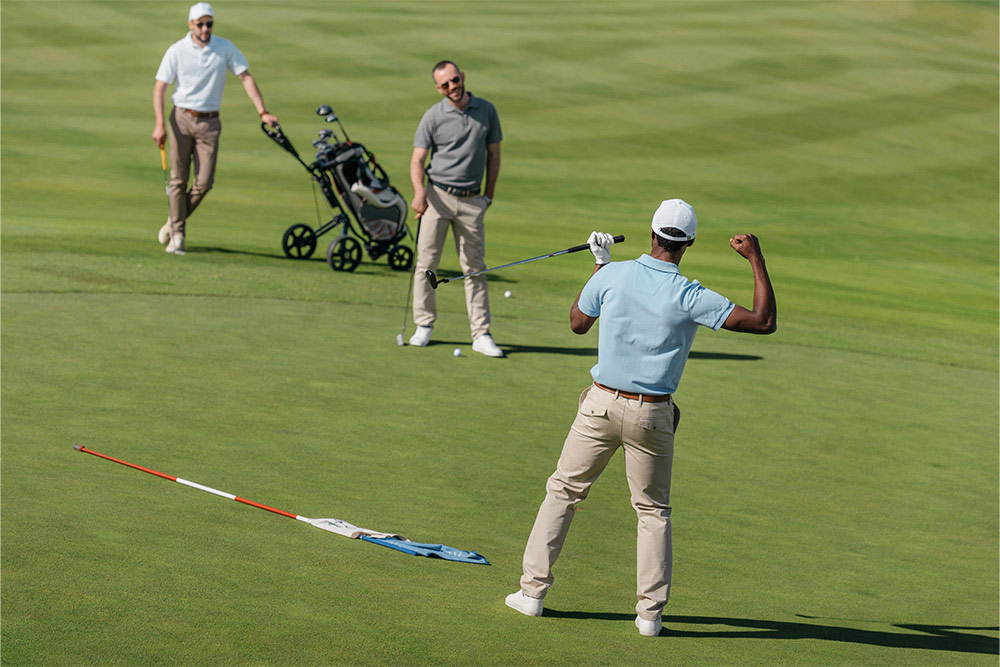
[577,254,735,395]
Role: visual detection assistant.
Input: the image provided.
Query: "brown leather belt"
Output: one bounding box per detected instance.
[594,382,671,403]
[179,108,219,118]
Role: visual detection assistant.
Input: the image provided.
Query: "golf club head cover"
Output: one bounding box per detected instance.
[588,231,615,265]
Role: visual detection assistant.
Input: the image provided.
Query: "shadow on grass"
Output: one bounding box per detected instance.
[543,610,999,654]
[689,351,762,361]
[420,343,764,359]
[190,246,402,275]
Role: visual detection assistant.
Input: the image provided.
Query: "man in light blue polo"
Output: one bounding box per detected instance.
[505,199,777,637]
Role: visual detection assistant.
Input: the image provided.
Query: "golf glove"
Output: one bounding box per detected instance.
[588,231,615,265]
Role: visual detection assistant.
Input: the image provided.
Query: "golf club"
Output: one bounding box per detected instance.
[316,104,351,143]
[426,234,624,289]
[396,212,422,346]
[159,144,170,230]
[73,445,488,564]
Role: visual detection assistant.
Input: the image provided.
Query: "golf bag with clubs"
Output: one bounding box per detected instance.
[262,105,412,272]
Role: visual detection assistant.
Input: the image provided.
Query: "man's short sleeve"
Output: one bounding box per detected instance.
[414,109,435,149]
[577,268,607,318]
[155,47,176,83]
[486,103,502,144]
[226,42,249,76]
[684,281,735,331]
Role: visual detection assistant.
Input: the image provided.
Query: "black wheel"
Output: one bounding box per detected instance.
[387,245,414,271]
[282,223,317,259]
[326,235,362,272]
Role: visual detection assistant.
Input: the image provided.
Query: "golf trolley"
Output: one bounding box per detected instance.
[262,105,412,272]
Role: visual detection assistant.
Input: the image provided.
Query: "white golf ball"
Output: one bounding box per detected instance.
[453,348,462,357]
[504,290,512,298]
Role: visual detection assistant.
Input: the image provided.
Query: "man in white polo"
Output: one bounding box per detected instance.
[408,60,503,357]
[151,2,278,255]
[505,199,777,636]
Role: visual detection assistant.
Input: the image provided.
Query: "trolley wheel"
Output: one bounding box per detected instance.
[326,235,362,272]
[387,245,414,272]
[282,223,317,259]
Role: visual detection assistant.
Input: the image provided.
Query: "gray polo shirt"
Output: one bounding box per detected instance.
[414,93,502,190]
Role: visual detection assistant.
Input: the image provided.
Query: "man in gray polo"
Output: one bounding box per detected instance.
[505,200,777,636]
[408,60,503,357]
[152,2,278,255]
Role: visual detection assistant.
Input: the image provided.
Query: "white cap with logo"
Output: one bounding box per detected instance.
[189,2,214,21]
[651,199,697,241]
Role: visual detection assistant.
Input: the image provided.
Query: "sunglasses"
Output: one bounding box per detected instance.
[439,75,461,88]
[195,20,213,28]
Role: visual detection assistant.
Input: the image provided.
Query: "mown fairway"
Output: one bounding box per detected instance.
[2,1,997,664]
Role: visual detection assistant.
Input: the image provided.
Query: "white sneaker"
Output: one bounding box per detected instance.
[635,615,662,637]
[472,333,504,358]
[166,232,185,256]
[408,325,432,347]
[159,218,172,244]
[505,590,543,617]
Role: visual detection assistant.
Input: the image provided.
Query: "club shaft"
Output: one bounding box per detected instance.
[74,445,298,520]
[434,234,624,286]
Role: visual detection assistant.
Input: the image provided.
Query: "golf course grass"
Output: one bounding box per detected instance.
[2,1,997,664]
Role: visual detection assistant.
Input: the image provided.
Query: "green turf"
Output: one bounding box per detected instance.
[2,0,997,664]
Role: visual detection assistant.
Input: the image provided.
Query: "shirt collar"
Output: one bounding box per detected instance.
[635,254,680,273]
[441,93,478,113]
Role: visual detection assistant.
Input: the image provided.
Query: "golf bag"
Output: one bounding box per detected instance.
[262,105,412,272]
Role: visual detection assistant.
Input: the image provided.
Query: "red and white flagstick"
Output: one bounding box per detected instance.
[74,444,302,521]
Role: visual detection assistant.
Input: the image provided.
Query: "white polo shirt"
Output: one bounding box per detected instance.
[155,33,249,112]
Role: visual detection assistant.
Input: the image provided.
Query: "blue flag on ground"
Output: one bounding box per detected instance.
[362,536,490,565]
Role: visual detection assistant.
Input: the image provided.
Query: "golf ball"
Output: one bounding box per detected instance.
[453,348,462,357]
[504,290,512,298]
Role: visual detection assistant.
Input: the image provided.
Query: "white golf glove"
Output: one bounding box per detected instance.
[588,231,615,265]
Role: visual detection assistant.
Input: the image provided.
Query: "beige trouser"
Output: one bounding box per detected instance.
[412,185,491,339]
[167,107,221,237]
[520,385,676,621]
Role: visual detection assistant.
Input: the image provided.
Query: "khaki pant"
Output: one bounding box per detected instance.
[167,107,221,237]
[412,185,491,339]
[520,385,676,621]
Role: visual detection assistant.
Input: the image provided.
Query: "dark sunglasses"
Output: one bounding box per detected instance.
[195,20,214,28]
[439,75,461,88]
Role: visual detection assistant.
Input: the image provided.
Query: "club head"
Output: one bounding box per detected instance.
[425,270,440,289]
[395,334,405,347]
[316,104,332,116]
[325,114,338,123]
[318,129,333,139]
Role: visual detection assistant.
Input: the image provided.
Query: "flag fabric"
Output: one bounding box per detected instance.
[362,536,490,565]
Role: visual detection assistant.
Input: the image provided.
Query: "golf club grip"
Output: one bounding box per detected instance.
[159,147,167,171]
[567,234,625,253]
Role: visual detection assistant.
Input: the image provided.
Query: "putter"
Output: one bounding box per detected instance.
[426,234,624,289]
[74,445,489,564]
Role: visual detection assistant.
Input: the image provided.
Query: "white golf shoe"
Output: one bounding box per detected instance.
[159,218,171,245]
[408,325,432,347]
[635,615,662,637]
[166,232,186,256]
[505,590,543,617]
[472,333,504,358]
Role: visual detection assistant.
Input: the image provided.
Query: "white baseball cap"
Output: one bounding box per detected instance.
[651,199,697,241]
[189,2,214,21]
